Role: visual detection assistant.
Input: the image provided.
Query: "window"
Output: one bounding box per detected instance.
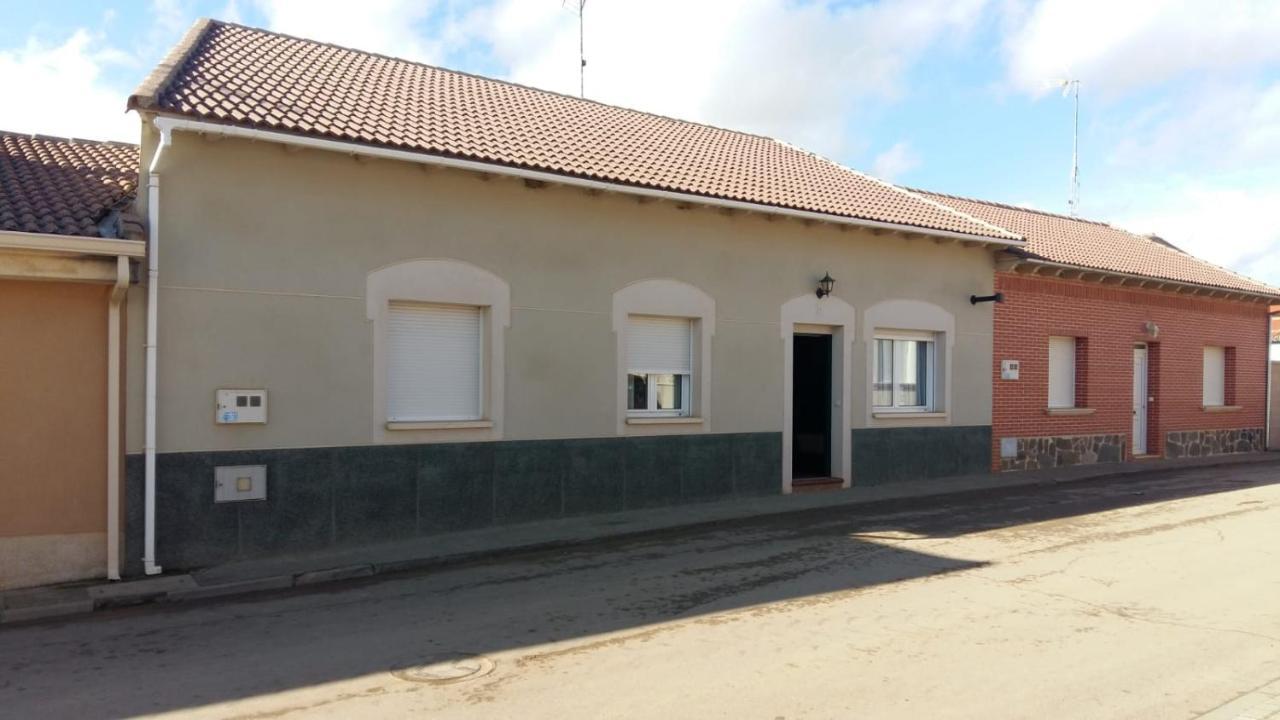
[1202,346,1225,407]
[626,315,692,417]
[386,301,482,421]
[1048,336,1077,408]
[872,333,935,410]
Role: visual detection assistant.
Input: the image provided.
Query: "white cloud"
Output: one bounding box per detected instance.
[1108,80,1280,171]
[0,30,138,142]
[871,141,921,181]
[1104,179,1280,287]
[1003,0,1280,97]
[474,0,987,158]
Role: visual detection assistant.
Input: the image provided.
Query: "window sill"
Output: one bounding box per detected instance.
[1202,405,1242,413]
[626,416,704,426]
[386,420,493,431]
[1046,407,1096,416]
[871,411,947,420]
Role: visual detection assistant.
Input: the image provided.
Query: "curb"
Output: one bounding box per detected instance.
[3,453,1276,626]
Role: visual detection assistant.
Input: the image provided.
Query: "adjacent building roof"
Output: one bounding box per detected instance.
[127,19,1019,243]
[919,190,1279,297]
[0,131,140,238]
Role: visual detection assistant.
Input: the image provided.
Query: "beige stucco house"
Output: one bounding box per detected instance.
[0,132,145,589]
[109,19,1027,576]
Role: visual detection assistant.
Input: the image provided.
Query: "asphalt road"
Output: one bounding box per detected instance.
[3,461,1280,719]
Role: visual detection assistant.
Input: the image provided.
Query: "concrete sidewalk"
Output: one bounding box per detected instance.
[3,452,1277,625]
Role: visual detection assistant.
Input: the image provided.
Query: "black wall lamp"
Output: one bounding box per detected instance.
[970,292,1005,305]
[815,272,835,299]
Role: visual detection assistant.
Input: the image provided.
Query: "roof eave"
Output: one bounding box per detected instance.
[149,114,1026,247]
[998,254,1280,303]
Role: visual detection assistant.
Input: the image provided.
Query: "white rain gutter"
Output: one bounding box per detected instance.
[142,122,173,576]
[150,116,1023,248]
[106,255,128,580]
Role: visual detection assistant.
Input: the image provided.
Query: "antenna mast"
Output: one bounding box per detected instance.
[577,0,587,98]
[1066,79,1080,217]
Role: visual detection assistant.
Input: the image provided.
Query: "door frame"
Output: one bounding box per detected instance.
[781,295,855,493]
[1132,344,1149,455]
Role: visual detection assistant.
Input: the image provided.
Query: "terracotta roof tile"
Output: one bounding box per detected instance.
[128,20,1019,242]
[0,132,139,238]
[919,190,1279,297]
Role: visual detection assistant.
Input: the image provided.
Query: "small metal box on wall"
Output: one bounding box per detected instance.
[214,465,267,502]
[215,389,267,424]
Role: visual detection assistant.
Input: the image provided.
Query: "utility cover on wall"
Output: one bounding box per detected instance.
[216,389,268,424]
[214,465,267,502]
[1000,360,1020,380]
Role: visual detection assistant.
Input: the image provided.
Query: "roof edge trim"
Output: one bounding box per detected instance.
[0,230,147,258]
[127,17,215,111]
[1000,255,1280,302]
[152,115,1027,247]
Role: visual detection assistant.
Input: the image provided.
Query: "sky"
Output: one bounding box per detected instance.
[2,0,1278,287]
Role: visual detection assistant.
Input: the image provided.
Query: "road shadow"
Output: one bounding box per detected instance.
[1,461,1276,717]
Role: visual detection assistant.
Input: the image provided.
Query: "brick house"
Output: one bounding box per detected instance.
[922,192,1279,471]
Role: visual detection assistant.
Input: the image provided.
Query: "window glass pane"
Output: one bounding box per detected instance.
[628,373,648,410]
[654,373,685,410]
[914,340,930,406]
[873,339,893,407]
[890,339,931,408]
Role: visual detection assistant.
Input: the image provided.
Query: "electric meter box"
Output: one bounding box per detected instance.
[214,465,267,502]
[215,389,268,424]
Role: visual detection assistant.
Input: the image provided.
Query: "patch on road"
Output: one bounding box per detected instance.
[391,653,496,684]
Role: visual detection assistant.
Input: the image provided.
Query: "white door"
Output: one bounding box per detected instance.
[1132,346,1148,455]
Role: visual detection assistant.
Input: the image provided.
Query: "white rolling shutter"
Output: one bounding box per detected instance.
[1202,346,1225,406]
[1047,336,1076,408]
[387,302,482,421]
[627,315,692,374]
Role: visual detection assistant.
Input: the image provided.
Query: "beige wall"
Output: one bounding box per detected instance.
[1,279,109,588]
[127,129,997,453]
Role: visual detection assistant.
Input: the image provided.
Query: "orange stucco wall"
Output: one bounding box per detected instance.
[0,279,109,538]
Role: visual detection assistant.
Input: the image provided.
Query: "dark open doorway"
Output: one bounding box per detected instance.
[792,333,833,479]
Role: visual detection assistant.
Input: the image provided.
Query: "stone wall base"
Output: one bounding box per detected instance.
[1165,428,1264,459]
[1000,434,1125,472]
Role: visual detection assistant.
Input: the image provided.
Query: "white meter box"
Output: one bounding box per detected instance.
[216,389,268,424]
[1000,360,1020,381]
[214,465,267,502]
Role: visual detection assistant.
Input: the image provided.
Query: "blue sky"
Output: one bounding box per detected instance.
[2,0,1278,286]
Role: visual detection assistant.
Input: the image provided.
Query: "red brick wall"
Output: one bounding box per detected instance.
[992,272,1269,470]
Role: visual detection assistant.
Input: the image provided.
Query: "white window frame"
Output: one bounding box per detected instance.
[1202,345,1226,407]
[1047,336,1077,409]
[627,372,692,418]
[626,315,694,418]
[871,330,937,412]
[612,279,714,434]
[386,301,485,423]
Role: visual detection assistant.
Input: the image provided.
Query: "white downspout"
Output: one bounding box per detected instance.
[106,255,128,581]
[143,123,172,576]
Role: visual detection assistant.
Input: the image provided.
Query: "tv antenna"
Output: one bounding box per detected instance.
[563,0,587,97]
[1059,79,1081,216]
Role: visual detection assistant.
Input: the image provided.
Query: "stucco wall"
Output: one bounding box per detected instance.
[0,279,108,588]
[126,131,997,455]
